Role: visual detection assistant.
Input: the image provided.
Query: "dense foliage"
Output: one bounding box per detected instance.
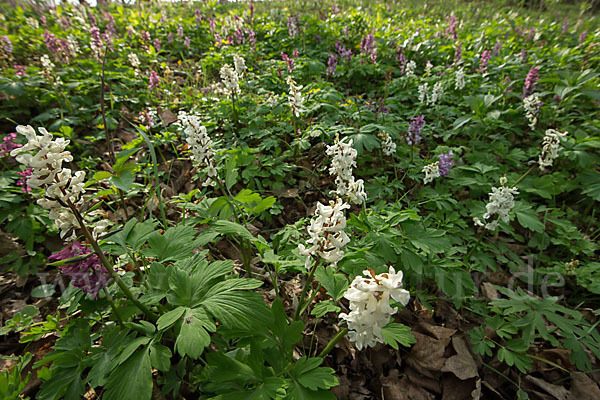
[0,0,599,399]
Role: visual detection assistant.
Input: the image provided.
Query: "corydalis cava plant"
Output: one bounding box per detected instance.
[10,125,85,240]
[473,176,519,231]
[326,135,367,205]
[538,129,568,172]
[177,112,217,187]
[286,76,304,118]
[339,267,410,350]
[298,199,350,268]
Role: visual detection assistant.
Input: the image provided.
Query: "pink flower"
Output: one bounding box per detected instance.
[148,70,160,89]
[14,65,27,77]
[49,242,109,299]
[16,168,32,193]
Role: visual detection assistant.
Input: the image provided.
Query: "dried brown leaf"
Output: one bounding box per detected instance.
[525,375,569,400]
[569,372,600,400]
[442,336,479,380]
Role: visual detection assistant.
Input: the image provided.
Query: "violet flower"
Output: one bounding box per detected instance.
[148,70,160,89]
[43,30,58,54]
[454,42,463,65]
[478,50,491,73]
[14,65,27,77]
[326,53,338,76]
[247,28,256,48]
[281,52,294,72]
[16,168,32,193]
[492,41,502,57]
[360,33,377,63]
[523,67,539,97]
[1,35,12,54]
[235,28,244,45]
[335,41,352,62]
[407,115,425,146]
[446,15,458,40]
[438,151,454,176]
[49,242,109,299]
[0,132,21,157]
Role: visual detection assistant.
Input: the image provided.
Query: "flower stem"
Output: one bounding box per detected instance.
[464,230,484,264]
[102,286,123,326]
[318,327,348,358]
[513,164,536,187]
[68,202,157,321]
[295,258,320,320]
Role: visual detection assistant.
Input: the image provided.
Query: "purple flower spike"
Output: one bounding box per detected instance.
[523,67,539,97]
[407,115,425,146]
[438,151,454,176]
[49,242,109,299]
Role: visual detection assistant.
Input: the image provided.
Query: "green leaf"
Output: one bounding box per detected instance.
[213,220,268,248]
[579,171,600,201]
[234,189,262,204]
[515,208,545,233]
[314,266,348,302]
[104,349,152,400]
[225,154,239,191]
[381,323,416,350]
[31,284,56,298]
[311,300,340,318]
[110,170,135,192]
[453,115,472,130]
[347,132,379,153]
[157,306,185,331]
[168,267,193,306]
[289,357,338,391]
[144,225,199,262]
[149,342,172,372]
[271,299,304,353]
[200,279,271,329]
[287,381,335,400]
[175,309,212,359]
[205,352,259,384]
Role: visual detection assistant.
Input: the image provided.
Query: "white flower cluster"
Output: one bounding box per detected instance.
[11,125,84,240]
[26,17,39,30]
[418,82,444,105]
[298,199,350,268]
[455,67,466,90]
[538,129,568,171]
[286,76,304,118]
[220,64,240,96]
[523,93,542,130]
[177,112,217,187]
[425,61,433,74]
[326,135,367,205]
[430,81,444,105]
[339,267,410,350]
[40,54,55,77]
[474,176,519,231]
[67,35,80,55]
[233,54,246,78]
[128,53,141,68]
[405,60,416,78]
[418,83,428,104]
[379,131,396,156]
[422,162,440,184]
